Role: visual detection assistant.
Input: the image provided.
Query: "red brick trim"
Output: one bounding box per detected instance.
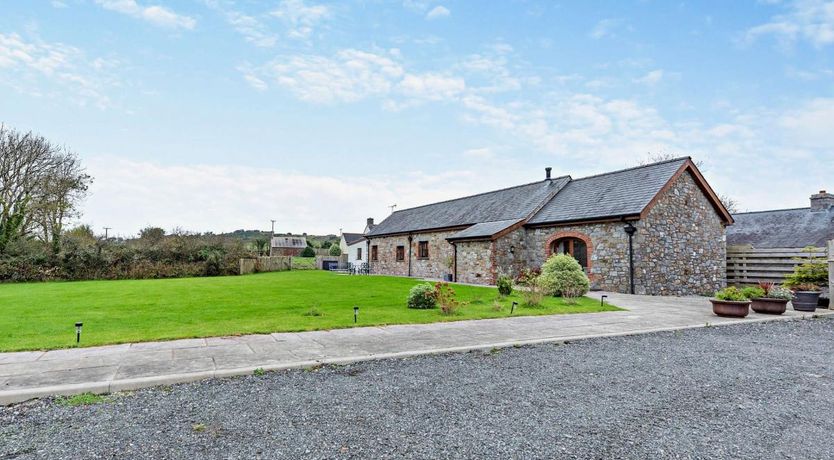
[544,230,594,274]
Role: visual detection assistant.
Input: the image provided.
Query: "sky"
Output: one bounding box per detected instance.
[1,0,833,236]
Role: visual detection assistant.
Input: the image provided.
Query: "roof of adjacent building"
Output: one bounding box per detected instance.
[367,157,731,238]
[727,207,834,248]
[527,158,689,225]
[447,218,524,241]
[342,232,366,245]
[271,236,307,248]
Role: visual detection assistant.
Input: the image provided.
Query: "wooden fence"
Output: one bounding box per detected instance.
[726,245,827,285]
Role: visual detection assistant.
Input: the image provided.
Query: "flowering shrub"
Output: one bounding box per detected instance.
[407,283,437,309]
[434,282,459,315]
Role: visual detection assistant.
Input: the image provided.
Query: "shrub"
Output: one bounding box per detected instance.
[300,246,316,258]
[539,270,590,302]
[515,267,540,286]
[784,246,828,288]
[767,285,793,300]
[740,286,766,300]
[542,253,583,274]
[328,245,342,256]
[496,275,513,297]
[407,283,437,309]
[433,282,459,315]
[714,286,749,301]
[520,276,546,307]
[538,254,590,298]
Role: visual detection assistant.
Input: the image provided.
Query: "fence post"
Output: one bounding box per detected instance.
[828,240,833,292]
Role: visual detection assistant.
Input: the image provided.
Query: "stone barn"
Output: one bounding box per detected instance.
[364,157,734,296]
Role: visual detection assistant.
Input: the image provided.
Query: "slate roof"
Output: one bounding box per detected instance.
[366,177,570,237]
[271,236,307,248]
[342,232,366,245]
[447,219,523,241]
[366,157,723,238]
[727,207,834,248]
[527,158,687,225]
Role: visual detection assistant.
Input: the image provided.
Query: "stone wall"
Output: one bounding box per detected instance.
[526,222,631,292]
[635,170,726,296]
[368,230,457,279]
[456,240,494,284]
[493,227,527,280]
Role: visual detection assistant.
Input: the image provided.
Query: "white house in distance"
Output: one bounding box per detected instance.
[339,218,375,267]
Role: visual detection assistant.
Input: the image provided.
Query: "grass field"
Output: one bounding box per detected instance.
[0,271,621,352]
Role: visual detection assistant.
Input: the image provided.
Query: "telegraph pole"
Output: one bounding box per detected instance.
[389,204,397,214]
[270,220,276,257]
[103,227,111,240]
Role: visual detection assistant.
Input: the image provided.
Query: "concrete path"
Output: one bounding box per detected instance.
[2,293,831,405]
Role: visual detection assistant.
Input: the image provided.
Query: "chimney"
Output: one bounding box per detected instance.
[545,167,552,180]
[367,217,374,227]
[810,190,834,212]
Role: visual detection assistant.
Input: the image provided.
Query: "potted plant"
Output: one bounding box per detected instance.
[784,246,829,311]
[443,256,454,282]
[744,283,791,315]
[710,286,751,318]
[789,283,821,312]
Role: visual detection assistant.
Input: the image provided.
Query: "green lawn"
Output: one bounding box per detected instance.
[0,271,621,352]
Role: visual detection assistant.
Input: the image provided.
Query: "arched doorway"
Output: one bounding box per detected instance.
[549,237,588,272]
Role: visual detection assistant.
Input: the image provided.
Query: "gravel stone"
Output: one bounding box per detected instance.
[2,317,833,459]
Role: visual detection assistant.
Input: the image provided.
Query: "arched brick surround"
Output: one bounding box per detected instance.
[544,230,594,273]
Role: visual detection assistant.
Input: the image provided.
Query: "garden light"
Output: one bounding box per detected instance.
[511,302,517,315]
[75,322,83,344]
[600,295,608,307]
[353,306,359,323]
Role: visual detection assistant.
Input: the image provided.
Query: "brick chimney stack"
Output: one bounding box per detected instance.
[810,190,834,212]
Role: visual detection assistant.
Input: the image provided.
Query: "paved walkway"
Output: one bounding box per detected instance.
[1,293,831,405]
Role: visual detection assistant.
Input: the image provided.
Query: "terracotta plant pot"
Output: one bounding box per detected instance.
[750,298,788,315]
[792,291,821,312]
[711,299,751,318]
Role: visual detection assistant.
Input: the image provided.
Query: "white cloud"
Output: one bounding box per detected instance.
[224,10,278,47]
[271,0,331,39]
[589,18,625,39]
[463,148,494,159]
[95,0,196,29]
[258,49,404,103]
[397,73,465,100]
[0,33,118,108]
[634,69,664,86]
[83,157,496,235]
[426,5,450,20]
[744,0,834,47]
[778,97,834,149]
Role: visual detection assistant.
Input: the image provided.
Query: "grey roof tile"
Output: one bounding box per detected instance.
[527,158,688,225]
[727,207,834,248]
[367,177,570,237]
[447,219,523,241]
[342,233,366,245]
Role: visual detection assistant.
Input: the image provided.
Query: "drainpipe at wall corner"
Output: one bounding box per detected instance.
[452,242,458,283]
[407,234,413,277]
[623,221,637,295]
[366,239,371,274]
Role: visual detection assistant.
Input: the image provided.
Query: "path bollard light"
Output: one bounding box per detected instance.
[511,302,517,315]
[600,295,608,307]
[353,306,359,323]
[75,322,83,344]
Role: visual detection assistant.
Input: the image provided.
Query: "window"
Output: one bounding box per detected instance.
[550,237,588,271]
[396,245,405,261]
[371,245,378,261]
[417,241,429,259]
[357,248,362,260]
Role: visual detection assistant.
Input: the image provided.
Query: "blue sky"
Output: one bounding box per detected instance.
[1,0,833,235]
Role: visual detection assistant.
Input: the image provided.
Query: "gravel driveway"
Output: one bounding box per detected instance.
[2,317,833,459]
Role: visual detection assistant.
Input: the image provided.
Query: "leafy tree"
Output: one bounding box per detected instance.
[328,245,342,256]
[139,227,166,243]
[300,246,316,257]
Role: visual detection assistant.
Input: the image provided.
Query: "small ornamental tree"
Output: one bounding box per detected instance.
[300,246,316,258]
[539,253,590,298]
[328,245,342,256]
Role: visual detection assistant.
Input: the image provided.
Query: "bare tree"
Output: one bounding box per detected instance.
[0,125,91,253]
[718,194,739,214]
